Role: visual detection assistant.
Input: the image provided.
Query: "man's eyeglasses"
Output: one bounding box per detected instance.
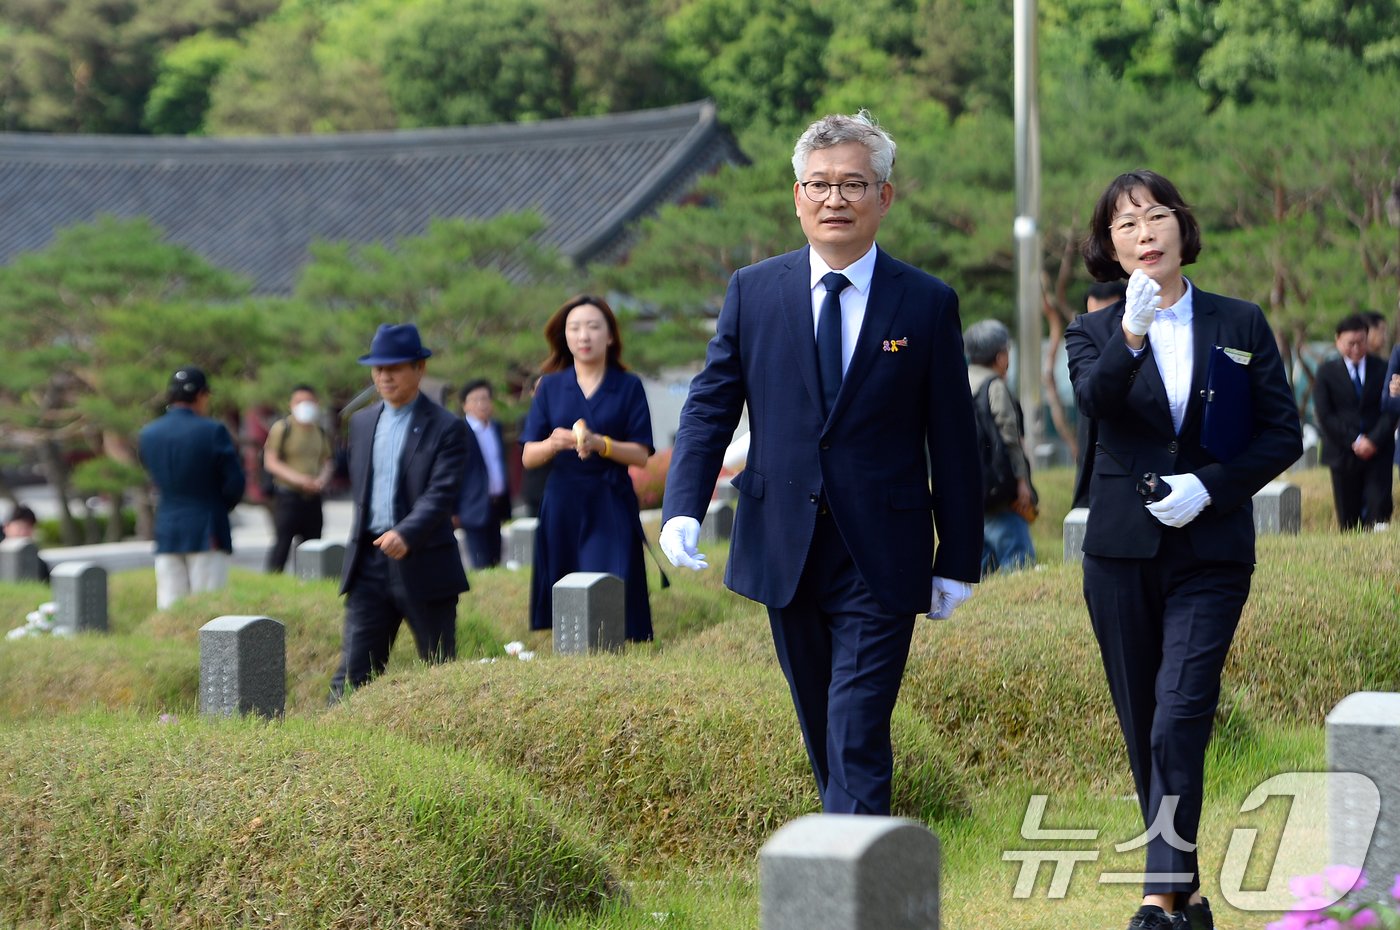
[799,180,873,203]
[1110,207,1176,237]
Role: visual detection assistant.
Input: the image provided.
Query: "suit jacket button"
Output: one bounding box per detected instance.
[820,442,830,451]
[1167,441,1179,454]
[809,493,820,504]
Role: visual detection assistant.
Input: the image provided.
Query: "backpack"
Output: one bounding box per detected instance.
[972,378,1018,510]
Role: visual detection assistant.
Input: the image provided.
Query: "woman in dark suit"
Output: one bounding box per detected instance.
[1065,170,1302,930]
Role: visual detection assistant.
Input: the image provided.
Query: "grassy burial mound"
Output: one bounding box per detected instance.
[0,716,619,929]
[337,655,967,877]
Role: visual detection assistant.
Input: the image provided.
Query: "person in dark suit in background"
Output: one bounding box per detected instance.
[1067,170,1302,930]
[138,366,246,609]
[1382,323,1400,500]
[1072,279,1128,510]
[454,379,509,569]
[328,324,469,703]
[659,111,983,816]
[1314,313,1396,530]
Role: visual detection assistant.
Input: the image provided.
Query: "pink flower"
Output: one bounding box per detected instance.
[1312,920,1343,930]
[1347,909,1379,928]
[1390,874,1400,901]
[1267,918,1304,930]
[1292,874,1328,898]
[1324,865,1367,894]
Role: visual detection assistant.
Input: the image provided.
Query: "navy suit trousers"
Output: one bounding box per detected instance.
[1328,454,1393,530]
[463,494,510,568]
[1082,529,1252,897]
[329,544,458,701]
[768,512,916,815]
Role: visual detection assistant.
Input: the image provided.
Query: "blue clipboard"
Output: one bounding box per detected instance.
[1201,345,1252,463]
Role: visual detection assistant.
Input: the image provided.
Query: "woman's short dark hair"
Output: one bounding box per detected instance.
[1081,169,1202,282]
[540,294,627,374]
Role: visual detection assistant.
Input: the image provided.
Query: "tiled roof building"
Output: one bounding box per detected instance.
[0,100,744,294]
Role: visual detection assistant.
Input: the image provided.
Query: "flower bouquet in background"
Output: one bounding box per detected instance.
[5,601,60,640]
[629,447,670,511]
[1268,868,1400,929]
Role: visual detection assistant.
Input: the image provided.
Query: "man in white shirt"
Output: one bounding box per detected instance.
[454,379,511,568]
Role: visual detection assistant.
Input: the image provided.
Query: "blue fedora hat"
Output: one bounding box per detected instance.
[358,323,433,366]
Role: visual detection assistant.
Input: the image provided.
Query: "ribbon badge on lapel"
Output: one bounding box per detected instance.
[882,337,909,353]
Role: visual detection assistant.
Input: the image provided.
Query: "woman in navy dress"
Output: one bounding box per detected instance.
[520,295,656,641]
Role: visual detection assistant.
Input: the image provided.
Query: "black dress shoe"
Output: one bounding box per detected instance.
[1182,897,1214,929]
[1126,905,1184,930]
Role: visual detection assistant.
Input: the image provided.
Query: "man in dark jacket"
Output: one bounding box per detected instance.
[138,366,246,609]
[1314,313,1396,530]
[329,324,470,703]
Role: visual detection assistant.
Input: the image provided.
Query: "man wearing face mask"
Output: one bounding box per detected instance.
[263,385,335,572]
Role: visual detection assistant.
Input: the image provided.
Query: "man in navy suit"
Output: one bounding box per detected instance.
[329,324,470,703]
[659,111,983,815]
[139,366,245,609]
[1315,313,1396,530]
[454,379,510,569]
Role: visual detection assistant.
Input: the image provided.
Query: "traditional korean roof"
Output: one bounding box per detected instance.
[0,100,744,294]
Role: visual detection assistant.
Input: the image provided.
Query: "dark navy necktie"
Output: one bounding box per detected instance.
[1351,363,1364,400]
[817,272,850,416]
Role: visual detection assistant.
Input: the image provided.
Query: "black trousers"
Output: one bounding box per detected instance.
[1328,454,1392,530]
[462,494,510,568]
[1083,529,1252,898]
[266,491,323,573]
[767,512,916,815]
[328,545,458,701]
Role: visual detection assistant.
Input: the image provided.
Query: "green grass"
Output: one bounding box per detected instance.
[0,466,1396,928]
[0,715,618,929]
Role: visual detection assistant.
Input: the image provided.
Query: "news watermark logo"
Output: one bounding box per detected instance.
[1002,772,1381,910]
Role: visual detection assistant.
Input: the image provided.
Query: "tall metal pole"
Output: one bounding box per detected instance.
[1013,0,1043,458]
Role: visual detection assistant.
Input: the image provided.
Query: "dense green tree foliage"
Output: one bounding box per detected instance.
[204,12,395,134]
[0,0,276,132]
[143,33,241,135]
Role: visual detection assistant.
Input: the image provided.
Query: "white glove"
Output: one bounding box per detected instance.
[1145,473,1211,528]
[927,577,974,620]
[1122,269,1161,337]
[660,516,708,571]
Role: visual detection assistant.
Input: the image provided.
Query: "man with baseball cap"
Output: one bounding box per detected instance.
[138,366,246,609]
[328,324,471,703]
